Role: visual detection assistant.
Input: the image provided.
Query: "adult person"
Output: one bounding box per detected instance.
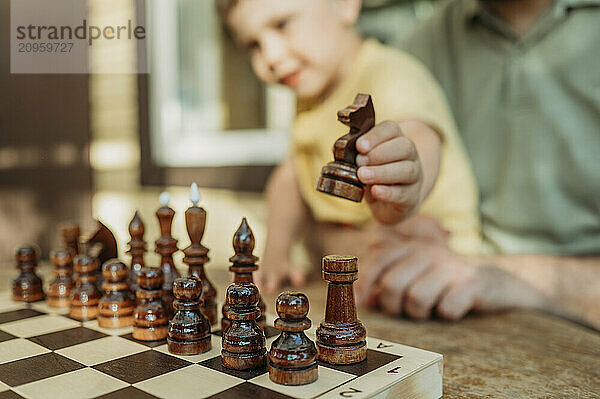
[356,0,600,329]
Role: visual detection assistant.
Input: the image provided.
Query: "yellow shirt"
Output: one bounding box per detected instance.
[291,39,481,255]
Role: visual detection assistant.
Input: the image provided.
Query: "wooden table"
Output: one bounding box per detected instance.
[3,264,599,397]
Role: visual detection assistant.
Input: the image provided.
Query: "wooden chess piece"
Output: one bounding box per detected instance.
[127,211,146,295]
[221,282,267,370]
[133,267,169,341]
[60,223,80,255]
[316,255,367,364]
[316,93,375,202]
[47,248,74,307]
[70,254,101,320]
[182,183,218,325]
[269,292,318,385]
[12,245,45,302]
[155,192,180,316]
[221,218,266,333]
[80,220,118,265]
[98,260,135,328]
[168,276,212,355]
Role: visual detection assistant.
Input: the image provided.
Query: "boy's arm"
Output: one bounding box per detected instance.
[257,156,309,293]
[355,120,441,224]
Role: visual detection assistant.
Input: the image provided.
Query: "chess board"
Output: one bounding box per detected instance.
[0,297,442,399]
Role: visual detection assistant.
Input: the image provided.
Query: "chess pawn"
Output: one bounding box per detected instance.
[155,192,180,316]
[12,245,45,302]
[269,292,318,385]
[47,249,74,307]
[127,211,146,295]
[133,267,169,341]
[70,254,101,321]
[221,283,267,370]
[98,260,135,328]
[182,183,218,326]
[316,255,367,364]
[222,218,266,333]
[168,277,212,355]
[60,222,80,255]
[316,93,375,202]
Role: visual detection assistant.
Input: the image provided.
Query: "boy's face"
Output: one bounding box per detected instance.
[227,0,358,99]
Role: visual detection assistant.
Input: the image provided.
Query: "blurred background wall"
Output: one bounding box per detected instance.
[0,0,437,271]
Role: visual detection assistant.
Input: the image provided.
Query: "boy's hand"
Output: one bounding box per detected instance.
[255,258,307,295]
[355,121,428,225]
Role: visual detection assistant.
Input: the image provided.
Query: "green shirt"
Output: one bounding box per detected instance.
[402,0,600,255]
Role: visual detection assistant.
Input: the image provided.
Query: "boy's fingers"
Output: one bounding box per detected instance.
[289,268,307,288]
[404,265,452,319]
[356,121,402,154]
[436,279,480,320]
[356,137,416,167]
[358,161,420,185]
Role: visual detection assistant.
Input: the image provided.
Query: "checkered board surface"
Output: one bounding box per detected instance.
[0,297,442,399]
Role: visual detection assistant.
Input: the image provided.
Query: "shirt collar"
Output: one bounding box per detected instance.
[464,0,600,25]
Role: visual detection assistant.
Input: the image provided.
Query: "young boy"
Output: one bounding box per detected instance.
[217,0,481,293]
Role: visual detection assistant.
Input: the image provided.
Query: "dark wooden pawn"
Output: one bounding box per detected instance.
[98,260,135,328]
[316,255,367,364]
[221,283,267,370]
[12,245,45,302]
[168,277,211,355]
[47,249,74,307]
[127,211,147,295]
[60,222,80,255]
[269,292,318,385]
[222,218,266,333]
[70,254,101,320]
[155,192,180,317]
[182,183,218,325]
[316,93,375,202]
[133,267,169,341]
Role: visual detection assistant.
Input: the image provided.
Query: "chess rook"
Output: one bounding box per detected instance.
[133,267,169,341]
[70,254,101,320]
[316,93,375,202]
[60,222,80,255]
[12,245,45,303]
[127,211,147,295]
[98,260,135,328]
[168,276,212,355]
[182,183,217,325]
[47,248,74,307]
[221,283,267,370]
[155,192,180,316]
[316,255,367,364]
[222,218,266,333]
[269,292,318,385]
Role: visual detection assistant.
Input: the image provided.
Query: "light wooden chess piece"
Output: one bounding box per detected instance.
[316,255,367,364]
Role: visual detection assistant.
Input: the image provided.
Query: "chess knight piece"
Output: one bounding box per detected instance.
[12,245,45,302]
[316,93,375,202]
[47,248,74,307]
[269,292,318,385]
[221,218,266,333]
[316,255,367,364]
[168,276,212,355]
[221,283,267,370]
[155,192,180,316]
[182,183,218,325]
